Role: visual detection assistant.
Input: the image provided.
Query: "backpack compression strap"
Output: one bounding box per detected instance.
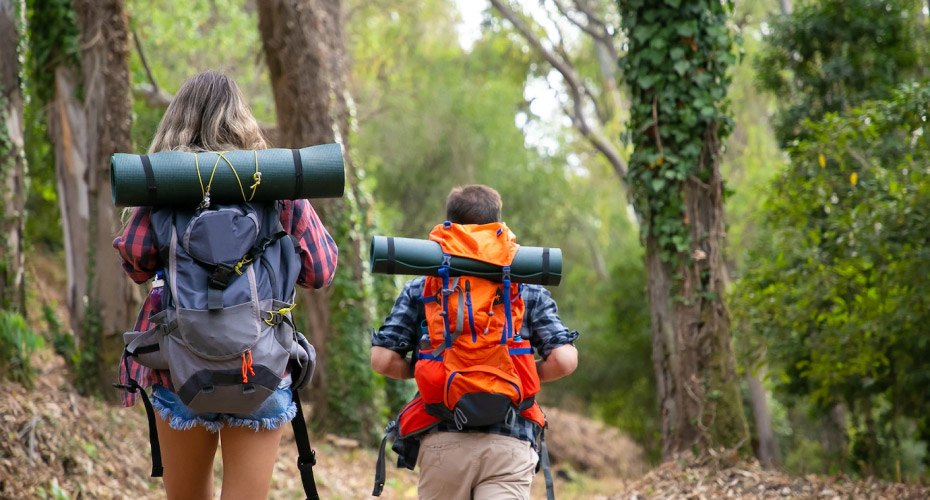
[291,388,320,500]
[539,426,556,500]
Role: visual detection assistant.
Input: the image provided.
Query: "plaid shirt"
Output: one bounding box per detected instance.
[113,199,338,407]
[371,276,579,447]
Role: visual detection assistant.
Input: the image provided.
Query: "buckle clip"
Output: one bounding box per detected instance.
[208,264,235,289]
[297,449,317,469]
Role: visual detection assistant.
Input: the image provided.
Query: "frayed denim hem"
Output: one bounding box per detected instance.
[222,401,297,432]
[150,393,224,433]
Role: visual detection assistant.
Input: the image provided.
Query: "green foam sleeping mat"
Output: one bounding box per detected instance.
[370,235,562,286]
[110,143,344,207]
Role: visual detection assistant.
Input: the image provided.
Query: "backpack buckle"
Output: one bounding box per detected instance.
[297,449,317,469]
[208,264,235,289]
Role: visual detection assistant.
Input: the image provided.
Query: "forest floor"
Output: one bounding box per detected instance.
[2,347,929,500]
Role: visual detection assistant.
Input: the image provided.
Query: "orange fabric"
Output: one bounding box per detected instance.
[428,222,519,266]
[397,395,440,437]
[520,401,546,428]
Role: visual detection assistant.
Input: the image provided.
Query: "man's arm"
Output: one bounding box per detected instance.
[535,344,578,382]
[371,346,413,379]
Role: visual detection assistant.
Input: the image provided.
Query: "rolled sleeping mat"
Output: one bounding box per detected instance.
[370,236,562,286]
[110,143,345,207]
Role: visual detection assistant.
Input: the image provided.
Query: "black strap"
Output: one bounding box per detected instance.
[541,248,551,286]
[372,421,397,496]
[540,428,555,500]
[113,379,163,477]
[291,389,319,500]
[292,149,304,200]
[140,154,157,206]
[385,237,396,275]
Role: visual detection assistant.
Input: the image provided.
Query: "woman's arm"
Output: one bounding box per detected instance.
[112,207,159,283]
[281,199,339,289]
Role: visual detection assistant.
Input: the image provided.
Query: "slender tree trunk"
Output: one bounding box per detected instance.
[747,367,780,467]
[0,0,27,313]
[257,0,376,439]
[45,0,135,392]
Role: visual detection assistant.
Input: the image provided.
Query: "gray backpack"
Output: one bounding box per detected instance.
[117,201,322,498]
[122,201,316,413]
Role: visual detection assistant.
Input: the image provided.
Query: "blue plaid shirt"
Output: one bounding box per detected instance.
[372,276,579,448]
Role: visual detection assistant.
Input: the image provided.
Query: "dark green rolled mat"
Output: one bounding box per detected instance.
[111,143,344,207]
[370,236,562,286]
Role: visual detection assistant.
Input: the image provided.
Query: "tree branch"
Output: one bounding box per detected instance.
[490,0,628,179]
[130,25,173,108]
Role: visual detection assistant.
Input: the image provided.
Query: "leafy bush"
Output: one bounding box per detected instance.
[0,311,45,388]
[733,83,930,479]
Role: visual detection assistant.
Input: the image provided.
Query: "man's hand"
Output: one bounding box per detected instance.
[536,344,578,382]
[371,346,413,379]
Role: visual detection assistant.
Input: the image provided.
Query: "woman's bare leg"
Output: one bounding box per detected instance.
[154,415,219,500]
[218,425,285,500]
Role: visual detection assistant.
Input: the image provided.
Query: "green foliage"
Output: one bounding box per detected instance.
[25,0,80,103]
[0,311,45,388]
[317,194,379,441]
[733,83,930,479]
[43,302,75,363]
[756,0,927,145]
[23,0,72,251]
[620,0,737,266]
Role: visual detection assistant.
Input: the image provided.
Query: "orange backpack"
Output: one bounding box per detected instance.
[373,221,548,497]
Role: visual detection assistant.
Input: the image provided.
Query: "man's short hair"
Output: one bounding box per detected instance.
[446,185,502,224]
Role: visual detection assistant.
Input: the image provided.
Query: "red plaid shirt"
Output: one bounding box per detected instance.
[113,200,338,407]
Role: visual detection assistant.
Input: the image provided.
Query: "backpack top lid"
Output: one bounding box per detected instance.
[428,222,519,267]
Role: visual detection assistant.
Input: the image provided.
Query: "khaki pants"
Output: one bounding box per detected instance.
[416,431,539,500]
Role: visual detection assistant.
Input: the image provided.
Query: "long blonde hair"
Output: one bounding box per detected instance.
[149,71,267,153]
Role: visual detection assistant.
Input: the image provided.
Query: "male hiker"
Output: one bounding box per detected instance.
[371,184,579,499]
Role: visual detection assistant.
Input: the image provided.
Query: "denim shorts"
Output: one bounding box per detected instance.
[150,384,297,433]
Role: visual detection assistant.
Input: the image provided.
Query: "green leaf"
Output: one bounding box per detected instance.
[673,60,690,76]
[651,178,666,192]
[670,47,686,60]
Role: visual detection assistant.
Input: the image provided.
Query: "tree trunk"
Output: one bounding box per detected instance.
[257,0,376,439]
[778,0,792,15]
[0,0,27,313]
[646,159,748,458]
[46,0,135,392]
[621,0,749,459]
[747,368,780,467]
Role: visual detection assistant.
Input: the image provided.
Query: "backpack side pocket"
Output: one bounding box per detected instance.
[123,325,169,370]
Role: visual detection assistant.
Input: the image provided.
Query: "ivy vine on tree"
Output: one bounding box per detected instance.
[622,0,737,267]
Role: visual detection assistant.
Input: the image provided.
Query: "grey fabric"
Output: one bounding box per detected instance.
[124,202,317,412]
[182,207,259,265]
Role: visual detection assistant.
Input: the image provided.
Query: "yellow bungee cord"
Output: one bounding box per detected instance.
[194,150,263,209]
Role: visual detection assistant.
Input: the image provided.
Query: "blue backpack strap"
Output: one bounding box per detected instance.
[438,253,453,349]
[501,266,514,344]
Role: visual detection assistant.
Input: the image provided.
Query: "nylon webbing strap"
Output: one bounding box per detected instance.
[372,422,396,496]
[386,237,395,275]
[540,429,555,500]
[291,389,320,500]
[541,248,551,286]
[140,154,157,205]
[207,286,224,311]
[432,278,463,357]
[113,378,163,478]
[138,387,164,477]
[292,149,304,200]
